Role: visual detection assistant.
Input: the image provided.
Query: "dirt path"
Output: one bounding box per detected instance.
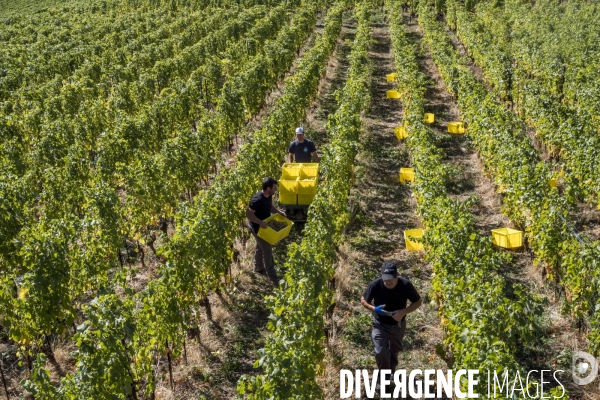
[162,12,358,399]
[322,10,444,399]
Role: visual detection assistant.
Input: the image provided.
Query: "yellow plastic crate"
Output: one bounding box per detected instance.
[394,126,408,140]
[423,113,435,124]
[281,169,299,180]
[386,90,401,99]
[404,228,424,251]
[491,228,523,249]
[279,178,299,194]
[279,193,297,205]
[257,214,294,245]
[282,163,302,178]
[399,168,415,183]
[300,163,319,179]
[448,122,465,134]
[386,73,398,82]
[298,177,318,194]
[298,194,315,205]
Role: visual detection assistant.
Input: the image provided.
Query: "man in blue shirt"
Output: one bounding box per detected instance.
[288,127,319,163]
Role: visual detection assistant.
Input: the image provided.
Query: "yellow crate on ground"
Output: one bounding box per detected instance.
[257,214,294,245]
[423,113,435,124]
[448,122,465,134]
[404,228,424,251]
[395,126,408,140]
[491,228,523,249]
[300,163,319,179]
[386,73,398,82]
[298,177,318,194]
[298,194,315,205]
[282,163,302,178]
[279,177,299,194]
[386,90,401,99]
[279,193,297,205]
[399,168,415,183]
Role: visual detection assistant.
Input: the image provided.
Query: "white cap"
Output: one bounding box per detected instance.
[295,127,304,134]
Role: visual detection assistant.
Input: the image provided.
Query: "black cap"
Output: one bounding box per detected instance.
[381,261,398,280]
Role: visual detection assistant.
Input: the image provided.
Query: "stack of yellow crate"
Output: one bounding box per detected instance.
[279,163,319,205]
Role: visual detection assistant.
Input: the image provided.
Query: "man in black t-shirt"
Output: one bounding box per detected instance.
[288,127,319,163]
[245,177,286,285]
[361,261,422,372]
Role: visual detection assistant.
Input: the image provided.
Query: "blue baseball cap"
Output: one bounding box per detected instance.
[295,127,304,134]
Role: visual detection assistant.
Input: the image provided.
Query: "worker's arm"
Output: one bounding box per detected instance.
[246,207,267,229]
[361,296,389,315]
[391,298,422,321]
[289,153,295,163]
[311,151,319,162]
[360,296,375,312]
[271,204,286,217]
[360,296,390,316]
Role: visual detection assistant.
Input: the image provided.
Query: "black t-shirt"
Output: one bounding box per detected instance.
[363,277,421,325]
[288,139,316,163]
[248,191,272,232]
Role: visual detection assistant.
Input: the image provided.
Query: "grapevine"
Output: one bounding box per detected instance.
[240,1,373,398]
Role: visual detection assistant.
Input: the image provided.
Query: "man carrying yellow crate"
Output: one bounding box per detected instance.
[246,177,286,286]
[288,127,319,163]
[360,262,422,377]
